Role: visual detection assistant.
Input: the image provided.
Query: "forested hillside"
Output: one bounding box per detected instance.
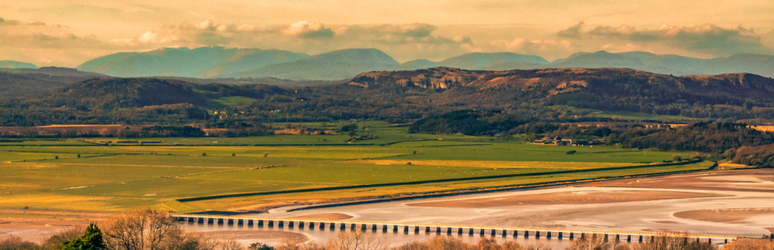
[3,67,774,126]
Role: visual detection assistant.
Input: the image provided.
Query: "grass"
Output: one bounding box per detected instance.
[0,121,706,213]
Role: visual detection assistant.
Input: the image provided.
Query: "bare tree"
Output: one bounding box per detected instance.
[633,232,716,250]
[219,238,244,250]
[42,226,84,250]
[102,207,182,250]
[325,230,388,250]
[567,236,630,250]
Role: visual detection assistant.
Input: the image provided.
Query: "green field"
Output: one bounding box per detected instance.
[0,121,708,213]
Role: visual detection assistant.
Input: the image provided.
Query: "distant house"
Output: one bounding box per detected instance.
[556,139,572,146]
[533,139,552,144]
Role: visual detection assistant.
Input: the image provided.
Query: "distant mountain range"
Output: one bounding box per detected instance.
[0,60,38,69]
[4,47,773,81]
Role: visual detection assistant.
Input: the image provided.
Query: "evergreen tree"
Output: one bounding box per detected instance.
[60,223,106,250]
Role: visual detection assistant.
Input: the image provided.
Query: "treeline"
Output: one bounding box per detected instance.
[410,110,774,167]
[0,124,272,138]
[409,110,528,136]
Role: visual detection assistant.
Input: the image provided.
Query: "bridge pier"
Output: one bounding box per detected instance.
[237,219,244,226]
[393,225,399,233]
[404,226,409,234]
[447,227,453,235]
[547,231,552,239]
[341,223,346,230]
[187,217,193,223]
[569,232,574,240]
[524,230,529,238]
[458,228,464,235]
[425,226,431,234]
[217,218,224,225]
[247,220,253,227]
[536,231,541,239]
[558,232,563,240]
[414,226,420,234]
[627,235,632,243]
[513,230,518,238]
[298,221,304,229]
[330,222,336,231]
[372,224,378,232]
[278,221,284,228]
[469,228,474,235]
[436,227,441,234]
[491,229,496,237]
[309,222,314,230]
[616,234,620,242]
[639,235,643,243]
[502,230,508,237]
[198,218,204,224]
[479,229,485,236]
[361,224,367,231]
[382,225,388,233]
[288,221,294,228]
[267,220,274,227]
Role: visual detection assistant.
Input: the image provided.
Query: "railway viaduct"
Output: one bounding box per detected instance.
[172,214,739,244]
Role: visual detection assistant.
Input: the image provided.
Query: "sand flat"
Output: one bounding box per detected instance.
[288,213,353,220]
[198,230,308,246]
[673,208,774,223]
[408,190,720,208]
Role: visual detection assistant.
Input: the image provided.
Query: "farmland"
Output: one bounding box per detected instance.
[0,121,712,213]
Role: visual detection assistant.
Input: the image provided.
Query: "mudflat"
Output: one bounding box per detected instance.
[0,209,111,243]
[673,208,774,224]
[196,230,309,246]
[408,190,720,208]
[288,213,354,220]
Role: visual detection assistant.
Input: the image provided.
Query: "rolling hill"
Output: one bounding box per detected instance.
[0,67,109,97]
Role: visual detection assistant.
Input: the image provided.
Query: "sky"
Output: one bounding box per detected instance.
[1,0,773,67]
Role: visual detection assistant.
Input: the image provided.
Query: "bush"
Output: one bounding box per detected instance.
[567,150,577,154]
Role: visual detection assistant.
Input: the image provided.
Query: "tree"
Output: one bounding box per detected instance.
[325,231,388,250]
[60,223,107,250]
[672,155,683,162]
[102,207,182,250]
[248,242,274,250]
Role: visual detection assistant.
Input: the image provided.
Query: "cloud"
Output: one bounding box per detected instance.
[195,32,231,46]
[283,21,334,39]
[557,22,584,38]
[566,23,774,56]
[490,38,573,55]
[0,17,27,26]
[130,20,476,61]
